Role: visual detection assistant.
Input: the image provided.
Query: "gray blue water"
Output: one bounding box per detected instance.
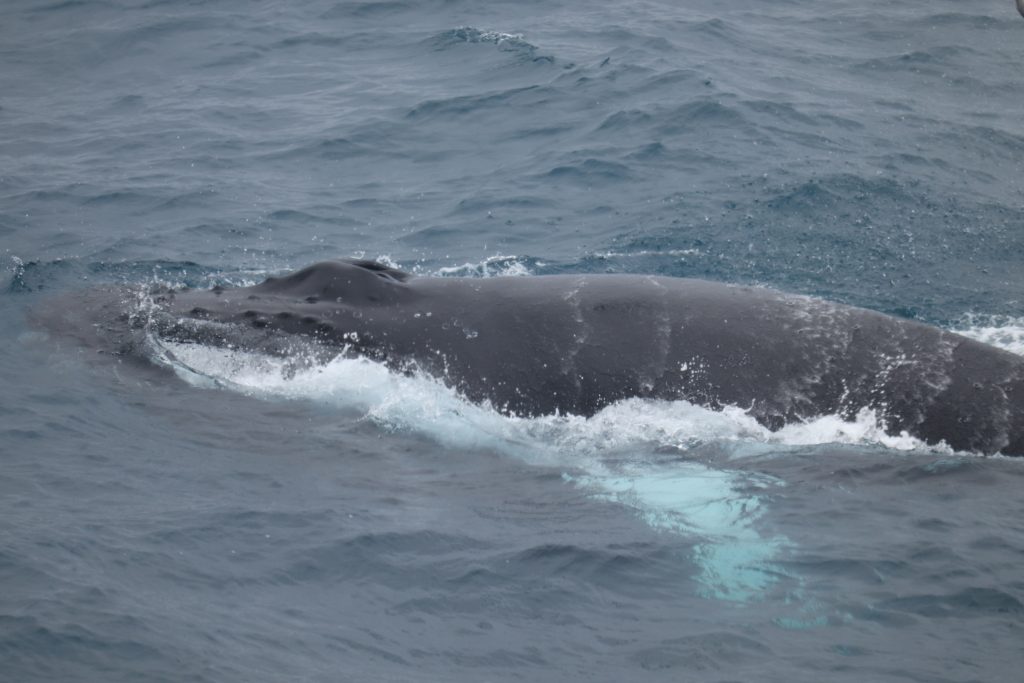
[3,0,1024,681]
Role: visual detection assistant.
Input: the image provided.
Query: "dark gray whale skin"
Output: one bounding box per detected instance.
[44,259,1024,456]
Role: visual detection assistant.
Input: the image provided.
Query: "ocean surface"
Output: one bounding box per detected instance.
[2,0,1024,681]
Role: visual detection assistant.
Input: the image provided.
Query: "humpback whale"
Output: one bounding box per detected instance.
[42,259,1024,456]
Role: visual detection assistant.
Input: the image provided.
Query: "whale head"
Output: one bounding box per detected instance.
[150,259,417,360]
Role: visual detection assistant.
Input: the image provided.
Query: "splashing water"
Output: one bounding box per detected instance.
[954,315,1024,357]
[435,254,538,278]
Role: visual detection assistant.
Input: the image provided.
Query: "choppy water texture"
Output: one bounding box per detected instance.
[2,1,1024,681]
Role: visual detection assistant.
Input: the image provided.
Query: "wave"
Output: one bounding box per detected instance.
[428,27,552,64]
[855,46,975,75]
[406,85,549,121]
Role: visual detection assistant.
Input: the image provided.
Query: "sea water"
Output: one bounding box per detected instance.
[2,0,1023,681]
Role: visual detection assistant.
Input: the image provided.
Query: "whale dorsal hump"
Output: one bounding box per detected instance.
[340,259,412,282]
[252,259,413,303]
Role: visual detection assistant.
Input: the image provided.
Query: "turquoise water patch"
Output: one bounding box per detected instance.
[567,461,788,602]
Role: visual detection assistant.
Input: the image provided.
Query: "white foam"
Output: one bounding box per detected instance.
[953,315,1024,357]
[147,338,941,601]
[771,408,939,452]
[435,255,536,278]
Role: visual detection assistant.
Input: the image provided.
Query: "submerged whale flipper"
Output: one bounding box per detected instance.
[39,259,1024,456]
